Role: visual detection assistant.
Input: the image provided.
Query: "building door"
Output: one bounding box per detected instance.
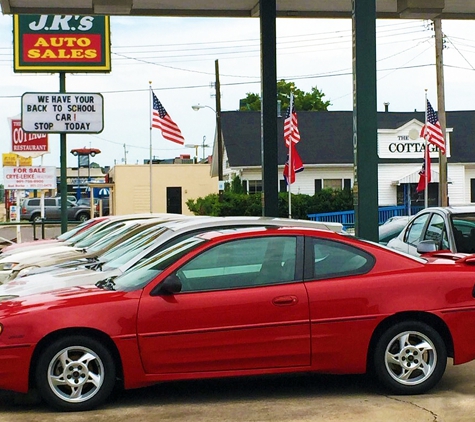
[166,187,182,214]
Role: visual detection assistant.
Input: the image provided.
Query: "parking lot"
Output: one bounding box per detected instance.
[0,360,473,421]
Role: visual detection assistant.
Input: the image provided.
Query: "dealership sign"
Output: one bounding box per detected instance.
[21,92,104,133]
[3,166,56,190]
[13,15,111,72]
[11,118,48,153]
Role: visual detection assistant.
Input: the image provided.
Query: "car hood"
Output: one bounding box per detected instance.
[0,267,122,299]
[0,245,80,263]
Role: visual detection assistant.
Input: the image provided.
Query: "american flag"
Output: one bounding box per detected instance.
[151,91,185,145]
[284,103,300,146]
[421,99,445,154]
[283,142,304,185]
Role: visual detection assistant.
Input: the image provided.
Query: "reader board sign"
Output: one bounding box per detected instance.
[11,119,48,153]
[21,92,104,134]
[2,153,32,167]
[3,166,56,190]
[13,15,111,72]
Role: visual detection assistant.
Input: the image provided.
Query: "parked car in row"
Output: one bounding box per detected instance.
[20,197,93,222]
[1,225,475,412]
[387,206,475,256]
[0,216,345,298]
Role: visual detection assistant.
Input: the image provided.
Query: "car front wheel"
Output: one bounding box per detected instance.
[35,335,116,411]
[373,321,447,395]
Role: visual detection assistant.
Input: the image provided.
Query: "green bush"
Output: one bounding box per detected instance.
[186,177,353,218]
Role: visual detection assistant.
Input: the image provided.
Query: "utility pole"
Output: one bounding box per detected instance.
[215,59,223,200]
[434,18,448,206]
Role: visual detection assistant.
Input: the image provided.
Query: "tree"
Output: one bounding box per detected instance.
[239,79,331,112]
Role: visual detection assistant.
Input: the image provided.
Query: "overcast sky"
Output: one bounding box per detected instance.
[0,13,475,179]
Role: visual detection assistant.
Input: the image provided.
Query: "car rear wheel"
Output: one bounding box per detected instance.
[35,335,116,411]
[373,321,447,395]
[31,214,42,223]
[77,213,90,223]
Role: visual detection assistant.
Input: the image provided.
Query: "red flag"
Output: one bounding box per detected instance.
[284,103,300,147]
[151,91,185,145]
[283,143,304,185]
[416,145,431,193]
[421,99,445,154]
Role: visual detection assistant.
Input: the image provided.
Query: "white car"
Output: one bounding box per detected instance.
[0,216,344,299]
[0,216,187,283]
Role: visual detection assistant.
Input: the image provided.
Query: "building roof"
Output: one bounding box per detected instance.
[220,110,475,167]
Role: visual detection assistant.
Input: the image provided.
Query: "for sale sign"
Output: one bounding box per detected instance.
[3,166,57,190]
[11,119,48,153]
[13,15,111,72]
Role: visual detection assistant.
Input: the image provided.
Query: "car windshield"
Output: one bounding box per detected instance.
[111,236,206,291]
[100,226,169,270]
[72,221,131,249]
[63,219,112,244]
[56,219,100,241]
[79,222,144,252]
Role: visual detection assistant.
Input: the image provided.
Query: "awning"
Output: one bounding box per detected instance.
[392,168,452,185]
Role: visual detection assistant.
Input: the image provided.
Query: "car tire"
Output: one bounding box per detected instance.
[35,335,116,412]
[372,321,447,395]
[31,214,42,223]
[77,213,90,223]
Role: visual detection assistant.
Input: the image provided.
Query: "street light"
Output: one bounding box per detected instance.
[185,135,210,162]
[191,104,216,113]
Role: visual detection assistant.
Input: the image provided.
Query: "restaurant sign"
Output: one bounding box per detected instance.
[13,14,111,72]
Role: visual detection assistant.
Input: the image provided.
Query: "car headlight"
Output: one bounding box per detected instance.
[0,295,19,302]
[0,263,19,271]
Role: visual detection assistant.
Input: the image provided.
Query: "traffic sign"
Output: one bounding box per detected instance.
[21,92,104,133]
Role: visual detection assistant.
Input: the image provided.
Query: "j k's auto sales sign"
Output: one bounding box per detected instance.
[13,15,111,72]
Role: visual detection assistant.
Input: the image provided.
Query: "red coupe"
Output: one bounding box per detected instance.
[0,226,475,411]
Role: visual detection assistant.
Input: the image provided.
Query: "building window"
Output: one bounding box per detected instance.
[314,179,322,193]
[248,180,262,194]
[279,180,288,192]
[471,179,475,203]
[323,179,342,190]
[344,179,351,191]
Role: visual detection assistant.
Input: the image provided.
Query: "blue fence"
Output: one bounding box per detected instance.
[308,205,424,229]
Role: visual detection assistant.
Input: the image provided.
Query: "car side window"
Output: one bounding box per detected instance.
[28,199,40,206]
[304,237,374,280]
[424,214,448,250]
[177,236,298,292]
[44,198,56,206]
[404,214,430,246]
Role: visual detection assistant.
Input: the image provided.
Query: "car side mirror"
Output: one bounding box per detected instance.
[417,240,439,254]
[154,274,182,295]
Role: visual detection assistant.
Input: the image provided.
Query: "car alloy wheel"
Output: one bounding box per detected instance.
[35,335,116,411]
[373,321,447,394]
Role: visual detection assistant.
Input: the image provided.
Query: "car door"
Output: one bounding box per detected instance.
[136,235,311,375]
[302,236,376,372]
[44,198,59,220]
[392,212,431,255]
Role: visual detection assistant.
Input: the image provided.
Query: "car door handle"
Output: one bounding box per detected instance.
[272,296,298,306]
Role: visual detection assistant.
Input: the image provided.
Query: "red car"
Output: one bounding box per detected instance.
[0,226,475,411]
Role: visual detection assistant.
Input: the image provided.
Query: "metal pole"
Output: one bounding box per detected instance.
[149,82,153,213]
[424,90,428,209]
[59,72,68,233]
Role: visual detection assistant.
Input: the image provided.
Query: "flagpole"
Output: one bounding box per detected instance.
[149,81,153,213]
[424,89,428,209]
[288,92,293,219]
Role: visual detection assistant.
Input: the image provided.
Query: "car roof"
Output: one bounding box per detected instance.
[159,216,343,233]
[418,206,475,216]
